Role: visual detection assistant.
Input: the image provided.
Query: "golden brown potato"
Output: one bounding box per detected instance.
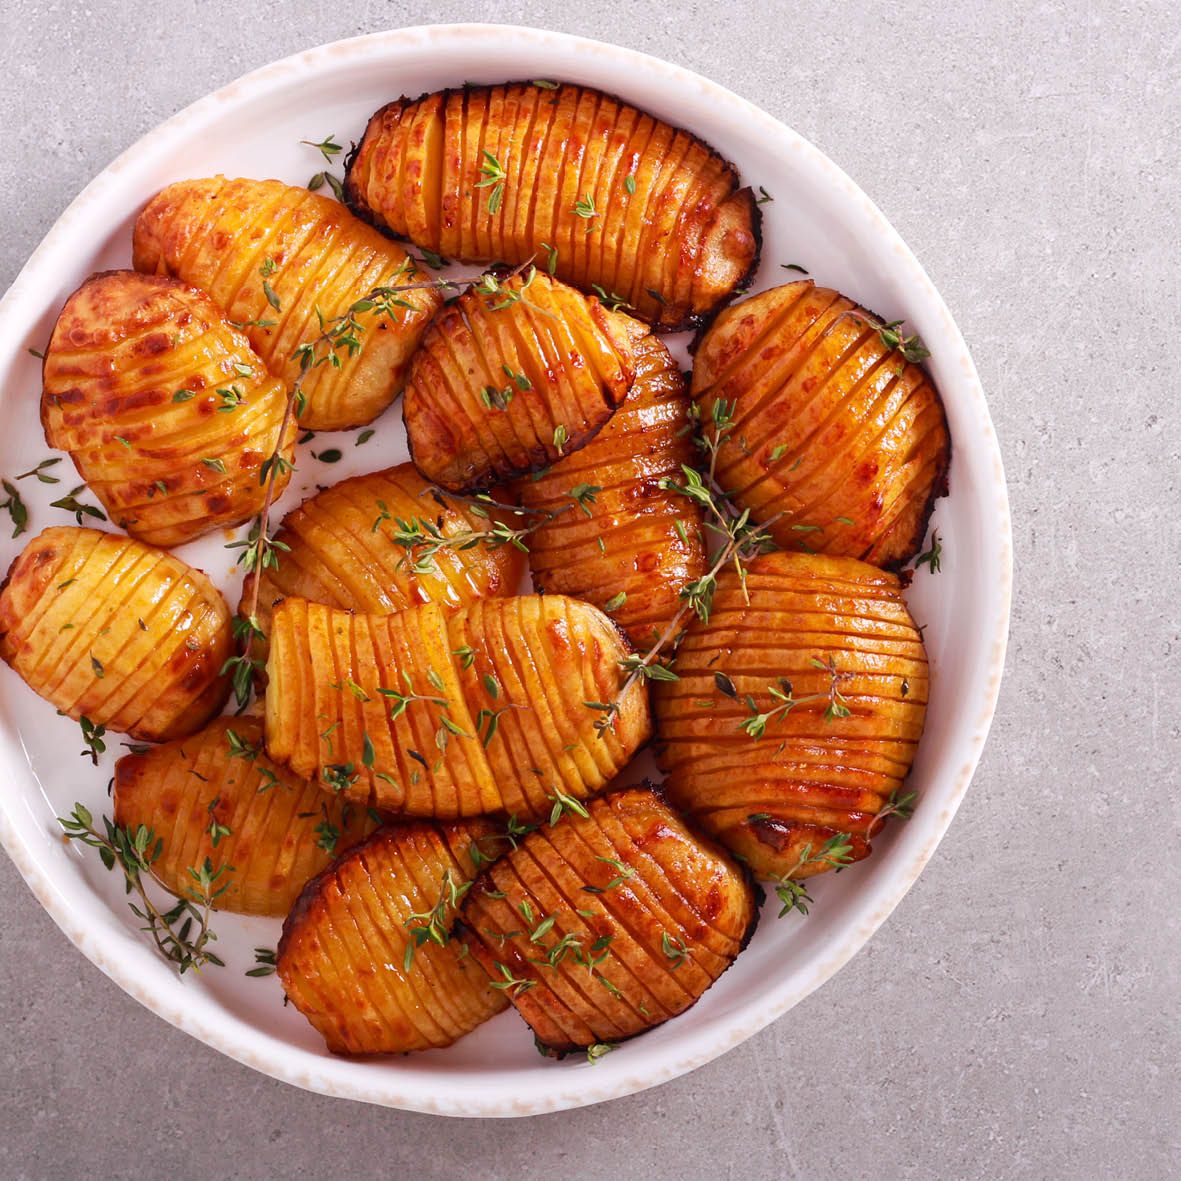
[0,526,231,741]
[402,270,635,491]
[458,785,756,1053]
[264,595,650,819]
[113,717,378,916]
[278,820,508,1054]
[653,552,928,881]
[691,281,950,568]
[132,176,441,431]
[239,462,526,664]
[514,322,706,647]
[41,270,295,547]
[345,82,760,330]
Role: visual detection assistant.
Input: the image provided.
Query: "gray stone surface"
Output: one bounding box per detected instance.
[1,2,1178,1178]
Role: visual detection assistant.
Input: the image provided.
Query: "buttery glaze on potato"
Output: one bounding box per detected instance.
[0,527,231,741]
[653,552,928,880]
[691,281,950,568]
[278,820,508,1054]
[403,270,635,491]
[264,595,650,819]
[514,321,706,647]
[41,271,295,547]
[113,717,377,916]
[459,785,756,1053]
[345,81,760,330]
[132,176,441,431]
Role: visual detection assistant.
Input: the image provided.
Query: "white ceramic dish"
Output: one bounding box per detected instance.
[0,24,1011,1116]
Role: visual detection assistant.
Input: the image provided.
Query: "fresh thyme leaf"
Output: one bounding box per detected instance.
[913,530,943,574]
[755,186,773,204]
[16,457,62,484]
[356,429,375,446]
[586,1042,616,1063]
[603,591,627,613]
[781,263,809,274]
[49,485,106,525]
[246,946,277,977]
[301,134,343,163]
[624,174,636,195]
[0,480,29,537]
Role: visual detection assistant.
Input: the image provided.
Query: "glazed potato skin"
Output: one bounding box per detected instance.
[264,595,650,819]
[653,551,928,880]
[42,271,295,547]
[459,785,756,1052]
[0,527,231,741]
[691,281,950,569]
[132,176,441,431]
[514,322,706,648]
[278,820,508,1055]
[345,82,761,330]
[113,717,377,916]
[403,270,635,491]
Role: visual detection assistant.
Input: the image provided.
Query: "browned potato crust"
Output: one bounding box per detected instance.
[403,270,635,491]
[653,552,928,880]
[690,281,950,569]
[264,595,650,819]
[458,785,756,1052]
[113,717,377,916]
[132,176,441,431]
[278,820,508,1054]
[345,82,760,330]
[0,527,231,741]
[41,270,295,547]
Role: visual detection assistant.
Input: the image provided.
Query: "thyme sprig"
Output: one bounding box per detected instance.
[739,656,852,737]
[772,833,855,917]
[841,309,931,363]
[402,868,473,971]
[913,530,943,573]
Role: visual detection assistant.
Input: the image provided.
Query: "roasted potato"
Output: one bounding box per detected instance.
[653,552,928,881]
[403,270,635,491]
[458,785,756,1053]
[239,462,526,664]
[113,717,377,916]
[41,270,295,547]
[0,526,231,741]
[132,176,441,431]
[264,595,650,819]
[690,281,950,568]
[514,321,706,647]
[278,820,508,1054]
[345,81,760,330]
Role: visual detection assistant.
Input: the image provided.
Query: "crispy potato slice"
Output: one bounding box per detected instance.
[690,281,951,569]
[513,321,706,647]
[264,595,650,819]
[278,820,508,1054]
[113,717,377,916]
[239,462,525,663]
[458,785,756,1053]
[653,552,928,880]
[41,271,295,547]
[0,526,231,740]
[346,82,761,330]
[402,270,635,491]
[131,176,441,431]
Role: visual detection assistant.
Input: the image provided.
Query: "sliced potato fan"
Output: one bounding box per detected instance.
[278,820,509,1054]
[345,81,760,329]
[132,176,441,431]
[113,717,378,916]
[402,270,635,491]
[458,785,756,1053]
[0,526,231,741]
[264,595,650,820]
[41,270,295,547]
[691,280,950,568]
[653,552,928,881]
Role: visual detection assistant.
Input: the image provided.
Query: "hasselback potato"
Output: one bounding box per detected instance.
[514,321,706,647]
[690,280,950,568]
[0,526,231,741]
[264,595,650,819]
[278,820,508,1054]
[132,176,441,431]
[653,552,928,881]
[458,785,756,1052]
[403,269,635,491]
[113,717,377,916]
[41,270,295,547]
[345,81,760,330]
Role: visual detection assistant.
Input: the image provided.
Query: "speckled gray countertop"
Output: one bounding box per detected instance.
[1,3,1177,1178]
